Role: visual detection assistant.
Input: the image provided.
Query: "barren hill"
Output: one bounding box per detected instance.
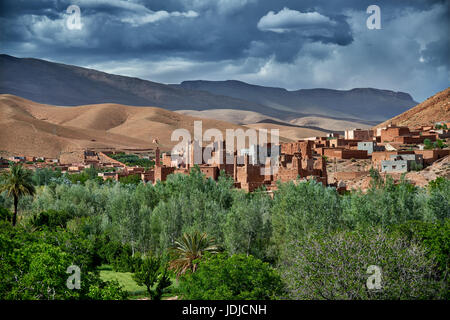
[0,94,279,158]
[376,87,450,128]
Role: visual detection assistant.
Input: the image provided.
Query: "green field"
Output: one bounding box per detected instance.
[98,265,180,300]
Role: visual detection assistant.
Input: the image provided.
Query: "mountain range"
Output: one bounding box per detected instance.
[0,54,418,129]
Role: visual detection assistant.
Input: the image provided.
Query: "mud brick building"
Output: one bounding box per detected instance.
[344,129,374,141]
[328,138,361,149]
[380,125,412,142]
[281,141,314,157]
[393,134,437,144]
[357,141,385,155]
[381,154,423,173]
[371,150,415,169]
[321,148,369,160]
[414,149,450,165]
[144,140,328,192]
[0,158,9,169]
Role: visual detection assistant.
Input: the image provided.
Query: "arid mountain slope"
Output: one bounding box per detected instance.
[376,88,450,128]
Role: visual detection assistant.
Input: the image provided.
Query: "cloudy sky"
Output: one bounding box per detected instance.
[0,0,448,101]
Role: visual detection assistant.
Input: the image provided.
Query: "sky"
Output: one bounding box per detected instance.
[0,0,448,102]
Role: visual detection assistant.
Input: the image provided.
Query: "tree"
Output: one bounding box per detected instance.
[0,165,35,226]
[32,167,62,186]
[169,231,220,278]
[132,255,171,300]
[279,229,443,299]
[178,253,284,300]
[271,180,341,257]
[224,191,272,260]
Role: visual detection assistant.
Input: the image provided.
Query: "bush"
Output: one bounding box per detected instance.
[97,240,138,272]
[391,220,449,277]
[410,161,423,171]
[179,253,284,300]
[87,279,128,300]
[132,255,171,300]
[0,206,11,222]
[424,138,433,149]
[30,209,70,229]
[279,229,443,299]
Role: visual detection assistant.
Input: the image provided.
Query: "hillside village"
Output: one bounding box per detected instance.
[2,121,449,192]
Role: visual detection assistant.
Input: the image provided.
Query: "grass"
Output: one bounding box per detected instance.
[98,264,181,300]
[99,265,147,297]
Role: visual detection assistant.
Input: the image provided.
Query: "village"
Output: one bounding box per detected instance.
[1,122,449,193]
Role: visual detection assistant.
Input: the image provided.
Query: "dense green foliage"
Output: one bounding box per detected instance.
[109,153,155,168]
[0,222,128,300]
[32,168,62,186]
[65,167,103,185]
[178,253,284,300]
[0,163,448,300]
[118,174,142,185]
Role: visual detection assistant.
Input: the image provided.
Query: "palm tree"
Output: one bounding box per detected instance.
[169,231,220,278]
[0,164,35,226]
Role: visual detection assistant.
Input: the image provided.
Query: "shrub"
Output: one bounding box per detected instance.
[87,279,129,300]
[0,206,11,222]
[179,253,284,300]
[424,139,433,150]
[410,161,423,171]
[132,255,171,300]
[30,209,70,229]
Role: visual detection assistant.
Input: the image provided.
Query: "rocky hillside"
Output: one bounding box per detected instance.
[376,88,450,128]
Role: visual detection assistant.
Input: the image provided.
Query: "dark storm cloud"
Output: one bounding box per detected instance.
[0,0,448,101]
[0,0,354,62]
